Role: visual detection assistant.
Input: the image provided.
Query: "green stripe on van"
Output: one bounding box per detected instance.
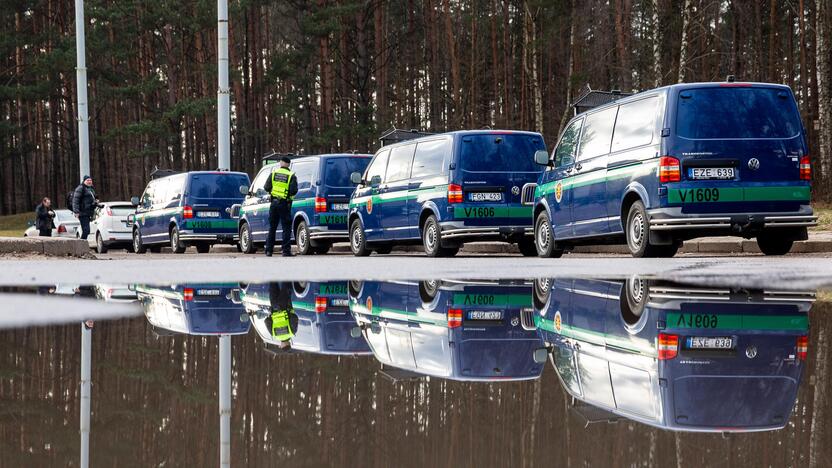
[666,313,808,330]
[452,293,533,307]
[350,185,449,208]
[667,185,810,204]
[182,220,238,229]
[453,206,533,218]
[535,160,659,198]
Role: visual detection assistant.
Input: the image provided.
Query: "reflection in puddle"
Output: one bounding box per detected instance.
[0,278,828,466]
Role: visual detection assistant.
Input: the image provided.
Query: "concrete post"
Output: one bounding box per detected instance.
[217,0,231,171]
[74,0,91,180]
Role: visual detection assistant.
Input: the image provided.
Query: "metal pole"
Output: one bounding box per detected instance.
[80,324,92,468]
[219,334,231,468]
[74,0,91,180]
[217,0,231,171]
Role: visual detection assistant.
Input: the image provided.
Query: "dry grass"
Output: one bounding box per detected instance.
[813,202,831,232]
[0,212,33,237]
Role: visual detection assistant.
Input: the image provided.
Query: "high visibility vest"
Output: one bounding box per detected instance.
[270,167,294,201]
[270,310,295,341]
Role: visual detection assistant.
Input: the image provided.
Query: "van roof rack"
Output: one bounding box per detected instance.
[572,85,633,116]
[379,127,434,146]
[149,168,181,180]
[262,150,301,165]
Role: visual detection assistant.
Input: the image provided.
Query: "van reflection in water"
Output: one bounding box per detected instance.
[238,281,372,356]
[349,280,548,381]
[135,284,250,336]
[530,277,813,433]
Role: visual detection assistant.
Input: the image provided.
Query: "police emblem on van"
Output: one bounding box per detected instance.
[555,182,564,203]
[748,158,761,170]
[366,198,373,214]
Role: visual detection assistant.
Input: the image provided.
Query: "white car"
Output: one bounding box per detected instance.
[23,209,80,238]
[87,202,135,253]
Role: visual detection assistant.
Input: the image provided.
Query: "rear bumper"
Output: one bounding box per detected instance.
[309,225,348,241]
[648,206,817,231]
[179,232,239,243]
[439,222,533,241]
[101,231,132,244]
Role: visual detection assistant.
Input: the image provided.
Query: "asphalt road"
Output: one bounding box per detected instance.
[2,246,831,290]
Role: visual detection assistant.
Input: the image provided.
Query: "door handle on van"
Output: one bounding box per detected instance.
[408,182,422,190]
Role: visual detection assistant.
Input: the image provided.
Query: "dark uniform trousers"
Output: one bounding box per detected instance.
[266,199,292,255]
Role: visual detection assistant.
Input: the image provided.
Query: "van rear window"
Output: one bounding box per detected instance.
[325,158,371,187]
[459,134,544,172]
[676,87,802,139]
[189,174,250,199]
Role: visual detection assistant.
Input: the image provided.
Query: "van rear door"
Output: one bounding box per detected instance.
[672,85,808,213]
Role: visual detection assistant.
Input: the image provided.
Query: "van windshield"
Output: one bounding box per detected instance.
[325,157,371,187]
[189,173,250,199]
[459,134,544,172]
[676,87,802,139]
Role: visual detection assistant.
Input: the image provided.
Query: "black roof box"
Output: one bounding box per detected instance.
[149,168,181,180]
[379,127,434,147]
[572,86,633,116]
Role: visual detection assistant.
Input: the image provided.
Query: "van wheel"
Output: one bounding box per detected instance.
[518,238,537,257]
[535,211,563,258]
[422,215,456,257]
[621,276,649,324]
[295,221,311,255]
[133,229,147,254]
[348,280,364,299]
[195,243,211,254]
[625,201,675,258]
[170,226,186,254]
[239,222,257,254]
[419,280,440,302]
[533,278,552,310]
[95,233,108,254]
[757,233,794,256]
[350,220,370,256]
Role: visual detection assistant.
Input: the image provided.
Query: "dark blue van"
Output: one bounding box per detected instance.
[530,277,811,432]
[528,82,817,258]
[348,131,546,257]
[239,281,371,355]
[135,284,250,336]
[234,154,372,255]
[130,171,250,254]
[349,280,547,381]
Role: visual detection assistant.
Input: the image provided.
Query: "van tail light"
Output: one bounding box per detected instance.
[797,335,808,361]
[58,225,67,234]
[800,156,812,181]
[315,197,328,213]
[315,296,327,313]
[448,308,463,328]
[659,156,681,183]
[448,184,463,204]
[183,206,194,219]
[183,288,194,301]
[658,333,679,360]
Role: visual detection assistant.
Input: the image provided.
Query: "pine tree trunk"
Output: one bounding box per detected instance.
[816,0,832,190]
[652,0,663,86]
[678,0,694,83]
[558,2,576,136]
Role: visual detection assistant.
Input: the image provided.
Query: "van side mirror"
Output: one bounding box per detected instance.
[255,188,267,197]
[27,220,34,227]
[370,175,382,188]
[350,172,363,185]
[239,185,250,196]
[130,196,140,207]
[534,150,551,166]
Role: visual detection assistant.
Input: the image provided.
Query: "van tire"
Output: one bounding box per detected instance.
[518,238,537,257]
[350,220,370,256]
[535,211,564,258]
[170,226,186,254]
[422,215,446,257]
[625,201,674,258]
[756,233,794,256]
[295,221,311,255]
[419,280,439,302]
[133,229,147,254]
[239,223,257,254]
[621,277,649,324]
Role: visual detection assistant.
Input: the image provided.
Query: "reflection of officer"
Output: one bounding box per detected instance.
[264,282,298,348]
[263,156,298,257]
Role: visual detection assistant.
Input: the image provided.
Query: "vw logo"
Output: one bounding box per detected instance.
[510,317,520,327]
[511,186,520,195]
[748,158,761,170]
[745,345,758,359]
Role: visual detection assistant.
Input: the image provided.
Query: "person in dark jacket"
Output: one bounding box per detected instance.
[263,157,299,257]
[72,175,99,240]
[35,197,56,237]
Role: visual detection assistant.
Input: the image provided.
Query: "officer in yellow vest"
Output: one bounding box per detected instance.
[263,156,298,257]
[264,282,298,348]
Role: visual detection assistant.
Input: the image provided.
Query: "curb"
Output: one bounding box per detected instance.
[0,237,89,257]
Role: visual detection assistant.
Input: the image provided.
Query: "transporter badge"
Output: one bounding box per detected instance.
[555,182,564,203]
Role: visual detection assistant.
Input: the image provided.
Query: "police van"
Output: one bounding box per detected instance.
[348,130,547,257]
[234,154,372,255]
[531,277,812,432]
[527,81,817,258]
[130,171,250,254]
[135,284,250,336]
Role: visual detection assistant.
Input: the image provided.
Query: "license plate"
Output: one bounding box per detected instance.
[468,192,503,202]
[467,310,503,321]
[687,336,734,349]
[688,167,735,180]
[196,289,221,296]
[199,211,220,218]
[330,298,350,307]
[331,203,350,211]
